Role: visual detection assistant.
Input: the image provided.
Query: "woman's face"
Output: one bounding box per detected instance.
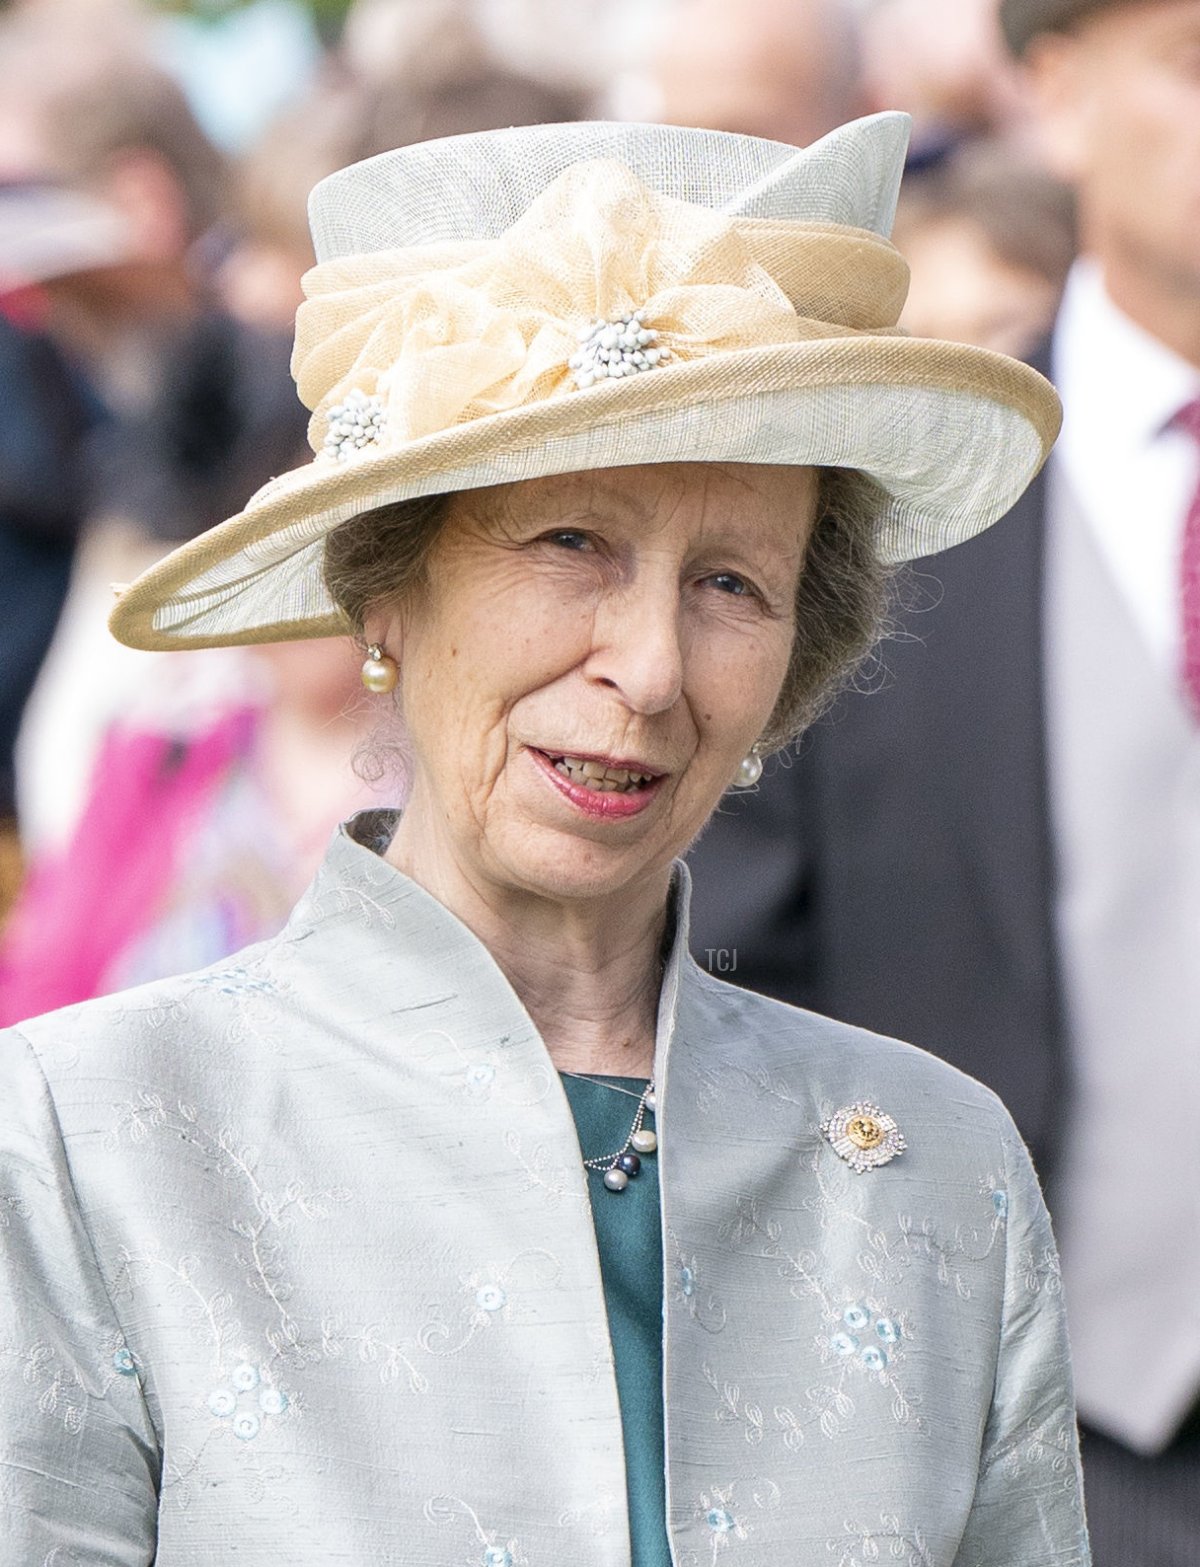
[373,461,816,906]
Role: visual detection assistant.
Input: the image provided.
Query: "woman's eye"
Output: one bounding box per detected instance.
[709,571,751,597]
[543,529,591,551]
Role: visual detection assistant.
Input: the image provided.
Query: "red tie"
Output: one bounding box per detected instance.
[1173,398,1200,719]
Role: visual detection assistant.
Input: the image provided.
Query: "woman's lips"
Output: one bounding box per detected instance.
[528,747,666,819]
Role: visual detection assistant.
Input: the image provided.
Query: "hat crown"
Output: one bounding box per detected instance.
[309,112,912,263]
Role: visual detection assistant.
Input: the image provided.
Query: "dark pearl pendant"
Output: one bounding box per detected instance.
[616,1151,641,1177]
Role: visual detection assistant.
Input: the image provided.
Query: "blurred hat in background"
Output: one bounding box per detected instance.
[0,182,131,292]
[998,0,1127,55]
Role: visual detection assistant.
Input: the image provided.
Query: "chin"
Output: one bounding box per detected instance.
[487,822,679,906]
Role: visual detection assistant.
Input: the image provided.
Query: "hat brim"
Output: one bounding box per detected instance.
[110,334,1059,650]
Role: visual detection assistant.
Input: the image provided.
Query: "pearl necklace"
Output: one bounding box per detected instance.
[563,1074,658,1194]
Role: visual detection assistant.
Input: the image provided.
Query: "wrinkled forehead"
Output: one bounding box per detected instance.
[449,461,818,545]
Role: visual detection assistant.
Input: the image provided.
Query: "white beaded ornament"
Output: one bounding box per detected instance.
[569,310,670,390]
[321,388,386,461]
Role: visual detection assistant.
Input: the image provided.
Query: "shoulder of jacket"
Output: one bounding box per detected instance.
[6,932,287,1071]
[685,959,1015,1131]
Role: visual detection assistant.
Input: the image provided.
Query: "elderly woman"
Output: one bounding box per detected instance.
[0,115,1088,1566]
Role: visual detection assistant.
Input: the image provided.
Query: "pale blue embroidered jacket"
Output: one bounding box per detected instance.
[0,815,1089,1566]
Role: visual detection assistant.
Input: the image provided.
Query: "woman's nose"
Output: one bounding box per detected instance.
[585,580,685,714]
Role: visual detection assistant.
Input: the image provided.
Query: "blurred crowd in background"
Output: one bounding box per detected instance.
[0,0,1077,1011]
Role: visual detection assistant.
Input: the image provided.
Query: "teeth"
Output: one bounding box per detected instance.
[552,755,654,792]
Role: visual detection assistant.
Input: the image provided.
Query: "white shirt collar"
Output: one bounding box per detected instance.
[1055,258,1200,448]
[1052,259,1200,679]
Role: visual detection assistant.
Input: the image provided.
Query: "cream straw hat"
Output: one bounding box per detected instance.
[110,112,1060,651]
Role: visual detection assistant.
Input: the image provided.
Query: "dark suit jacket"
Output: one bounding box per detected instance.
[687,358,1066,1180]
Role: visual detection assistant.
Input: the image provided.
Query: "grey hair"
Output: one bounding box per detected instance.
[762,467,894,748]
[322,468,894,759]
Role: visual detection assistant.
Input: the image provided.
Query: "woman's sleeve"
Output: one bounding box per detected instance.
[953,1121,1091,1567]
[0,1029,160,1565]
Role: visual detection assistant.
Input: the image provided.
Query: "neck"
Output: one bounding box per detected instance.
[1096,252,1200,370]
[385,801,671,1079]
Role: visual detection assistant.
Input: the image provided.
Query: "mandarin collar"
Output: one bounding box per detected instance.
[287,810,693,1092]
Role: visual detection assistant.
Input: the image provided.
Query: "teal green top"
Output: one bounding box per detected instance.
[560,1075,670,1567]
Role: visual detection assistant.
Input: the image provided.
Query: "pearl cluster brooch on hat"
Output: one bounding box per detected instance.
[820,1101,907,1172]
[569,310,670,390]
[321,388,386,461]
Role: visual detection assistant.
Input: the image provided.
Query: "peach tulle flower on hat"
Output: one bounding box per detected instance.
[292,159,903,455]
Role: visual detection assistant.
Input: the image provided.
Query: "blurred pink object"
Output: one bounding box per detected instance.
[0,707,256,1024]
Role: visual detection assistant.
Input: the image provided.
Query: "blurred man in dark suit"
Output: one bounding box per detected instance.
[688,4,1200,1561]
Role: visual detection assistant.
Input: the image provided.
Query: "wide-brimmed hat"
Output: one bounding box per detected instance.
[110,112,1060,652]
[998,0,1124,55]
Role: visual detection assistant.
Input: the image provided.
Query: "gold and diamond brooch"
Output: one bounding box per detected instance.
[820,1101,907,1173]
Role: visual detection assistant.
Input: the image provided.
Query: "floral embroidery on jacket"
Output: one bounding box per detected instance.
[196,966,277,997]
[688,1480,782,1564]
[16,1341,86,1434]
[420,1250,563,1355]
[424,1494,528,1567]
[205,1360,291,1442]
[702,1363,765,1446]
[502,1127,582,1208]
[107,1097,353,1369]
[669,1233,727,1333]
[830,1513,935,1567]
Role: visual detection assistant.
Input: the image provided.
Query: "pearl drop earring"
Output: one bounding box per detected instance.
[361,644,398,693]
[733,744,763,788]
